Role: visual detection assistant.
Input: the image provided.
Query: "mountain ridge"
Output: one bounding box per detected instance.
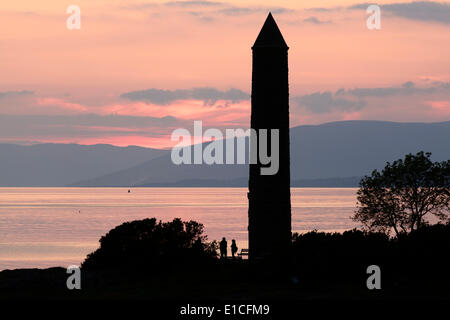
[69,120,450,187]
[1,120,449,187]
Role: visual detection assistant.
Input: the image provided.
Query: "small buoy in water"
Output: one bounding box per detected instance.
[128,189,131,193]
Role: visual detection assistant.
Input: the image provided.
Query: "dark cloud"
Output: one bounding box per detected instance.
[186,11,215,22]
[349,1,450,24]
[0,114,183,138]
[303,16,330,24]
[348,3,371,10]
[340,81,449,98]
[120,3,160,10]
[217,7,256,16]
[383,1,450,24]
[165,1,294,16]
[295,81,450,114]
[120,87,249,106]
[121,1,224,11]
[121,1,294,19]
[217,6,293,16]
[0,90,34,99]
[121,89,188,105]
[165,1,225,7]
[294,91,366,113]
[305,7,335,12]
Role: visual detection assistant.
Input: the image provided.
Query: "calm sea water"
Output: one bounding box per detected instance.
[0,188,359,270]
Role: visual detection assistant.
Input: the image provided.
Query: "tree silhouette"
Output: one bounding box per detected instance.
[353,151,450,236]
[82,218,218,269]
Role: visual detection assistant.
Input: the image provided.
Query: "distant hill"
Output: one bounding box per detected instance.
[0,143,167,186]
[69,120,450,187]
[289,120,450,179]
[1,121,449,187]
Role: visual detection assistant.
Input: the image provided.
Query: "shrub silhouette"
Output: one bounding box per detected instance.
[292,229,390,286]
[292,222,450,290]
[82,218,218,270]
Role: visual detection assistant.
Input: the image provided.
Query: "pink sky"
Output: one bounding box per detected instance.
[1,1,449,148]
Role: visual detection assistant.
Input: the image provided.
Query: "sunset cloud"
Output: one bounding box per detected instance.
[165,1,225,8]
[121,1,294,18]
[350,1,450,24]
[120,87,249,106]
[217,6,293,16]
[340,81,450,97]
[1,1,449,147]
[295,92,366,113]
[302,16,331,24]
[0,90,34,99]
[292,80,450,125]
[0,114,183,141]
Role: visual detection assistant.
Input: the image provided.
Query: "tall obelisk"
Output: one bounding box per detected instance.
[248,13,292,262]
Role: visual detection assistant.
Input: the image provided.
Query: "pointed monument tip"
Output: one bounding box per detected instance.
[253,13,288,49]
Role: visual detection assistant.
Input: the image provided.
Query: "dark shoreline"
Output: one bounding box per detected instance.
[2,225,450,302]
[1,264,449,302]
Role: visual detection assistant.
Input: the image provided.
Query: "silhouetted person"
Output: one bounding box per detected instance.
[231,239,238,258]
[220,237,227,259]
